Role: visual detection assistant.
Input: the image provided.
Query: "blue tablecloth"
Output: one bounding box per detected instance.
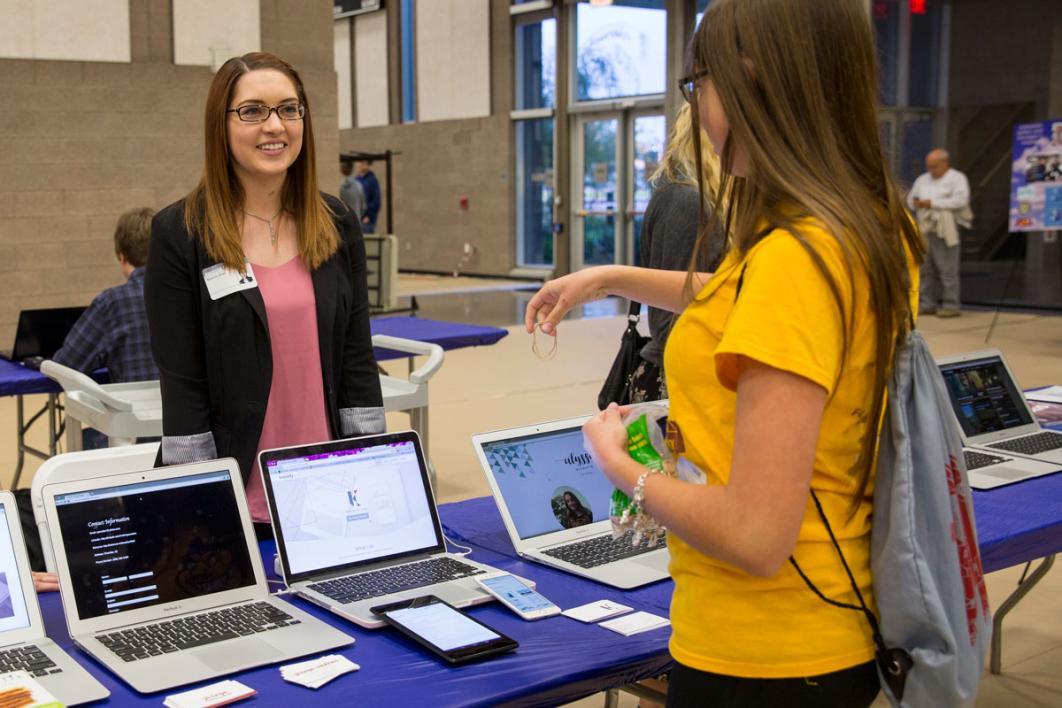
[370,316,508,361]
[0,318,507,396]
[36,498,672,707]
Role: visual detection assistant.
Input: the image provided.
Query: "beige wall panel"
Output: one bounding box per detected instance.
[335,19,353,130]
[173,0,259,66]
[415,0,490,123]
[0,0,130,62]
[354,11,389,128]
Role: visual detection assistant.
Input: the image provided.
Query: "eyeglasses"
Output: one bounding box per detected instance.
[677,70,709,103]
[227,102,306,123]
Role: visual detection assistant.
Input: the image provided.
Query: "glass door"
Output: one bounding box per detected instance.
[574,115,620,268]
[627,113,666,266]
[572,111,665,269]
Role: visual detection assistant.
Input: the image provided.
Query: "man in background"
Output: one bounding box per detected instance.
[907,149,972,318]
[355,158,381,233]
[339,160,365,219]
[54,207,158,383]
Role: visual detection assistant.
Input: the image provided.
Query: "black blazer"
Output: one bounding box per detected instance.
[144,194,384,483]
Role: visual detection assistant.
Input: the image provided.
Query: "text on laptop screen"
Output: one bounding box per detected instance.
[940,356,1035,437]
[481,428,612,540]
[53,471,256,620]
[0,507,32,633]
[265,440,438,576]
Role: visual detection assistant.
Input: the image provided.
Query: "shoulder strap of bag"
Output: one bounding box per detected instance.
[627,299,642,321]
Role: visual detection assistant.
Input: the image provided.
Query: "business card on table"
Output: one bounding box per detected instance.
[281,654,360,689]
[163,679,256,708]
[0,670,62,708]
[562,600,634,623]
[599,611,671,637]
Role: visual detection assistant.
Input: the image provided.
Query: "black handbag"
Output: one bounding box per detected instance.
[597,300,651,410]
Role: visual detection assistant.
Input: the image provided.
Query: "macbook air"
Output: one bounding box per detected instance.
[0,491,108,705]
[938,349,1062,486]
[473,416,670,589]
[41,459,354,694]
[260,431,524,629]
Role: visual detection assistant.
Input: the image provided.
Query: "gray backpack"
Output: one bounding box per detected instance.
[792,328,992,706]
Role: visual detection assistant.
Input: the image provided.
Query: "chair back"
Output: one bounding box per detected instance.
[31,443,160,572]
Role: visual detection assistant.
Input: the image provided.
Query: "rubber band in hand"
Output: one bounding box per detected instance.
[532,322,558,360]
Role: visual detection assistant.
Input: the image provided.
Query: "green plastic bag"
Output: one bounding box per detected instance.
[609,403,671,544]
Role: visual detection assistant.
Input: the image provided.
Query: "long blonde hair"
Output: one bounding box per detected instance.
[687,0,925,507]
[650,102,721,200]
[184,52,338,271]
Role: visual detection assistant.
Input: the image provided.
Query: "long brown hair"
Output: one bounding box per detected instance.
[687,0,925,508]
[184,52,338,270]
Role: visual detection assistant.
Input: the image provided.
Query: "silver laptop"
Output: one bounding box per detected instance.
[473,416,670,589]
[41,459,354,694]
[0,491,108,705]
[938,350,1062,488]
[260,431,523,629]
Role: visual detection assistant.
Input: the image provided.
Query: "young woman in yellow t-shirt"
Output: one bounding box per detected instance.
[525,1,924,705]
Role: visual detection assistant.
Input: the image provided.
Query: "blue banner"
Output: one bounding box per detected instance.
[1009,120,1062,232]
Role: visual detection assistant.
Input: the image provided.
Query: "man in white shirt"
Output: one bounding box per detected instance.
[907,149,971,317]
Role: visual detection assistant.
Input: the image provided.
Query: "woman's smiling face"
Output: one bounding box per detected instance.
[226,68,304,186]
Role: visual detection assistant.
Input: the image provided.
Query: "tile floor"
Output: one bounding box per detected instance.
[1,283,1060,707]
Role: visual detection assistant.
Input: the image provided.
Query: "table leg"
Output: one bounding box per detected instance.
[13,395,26,489]
[603,688,620,708]
[990,554,1056,674]
[47,394,57,456]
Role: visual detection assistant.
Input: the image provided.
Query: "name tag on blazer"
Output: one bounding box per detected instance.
[203,262,258,300]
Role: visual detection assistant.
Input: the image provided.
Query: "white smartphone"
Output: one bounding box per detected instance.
[476,572,561,620]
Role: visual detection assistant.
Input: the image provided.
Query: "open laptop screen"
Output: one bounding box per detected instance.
[481,427,613,540]
[0,507,32,633]
[52,470,256,621]
[12,307,86,360]
[263,438,440,577]
[939,355,1035,437]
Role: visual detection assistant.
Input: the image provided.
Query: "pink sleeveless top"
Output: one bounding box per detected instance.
[244,257,332,523]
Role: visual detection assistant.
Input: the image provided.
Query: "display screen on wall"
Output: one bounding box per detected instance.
[1009,120,1062,233]
[334,0,383,19]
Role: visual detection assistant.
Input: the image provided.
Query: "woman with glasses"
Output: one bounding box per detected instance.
[526,0,922,705]
[145,52,383,539]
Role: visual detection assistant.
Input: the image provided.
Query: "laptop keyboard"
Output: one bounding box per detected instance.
[308,557,485,604]
[96,601,298,663]
[542,531,667,569]
[965,449,1008,470]
[988,431,1062,456]
[0,645,60,678]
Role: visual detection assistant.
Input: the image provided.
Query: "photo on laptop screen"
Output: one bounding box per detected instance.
[263,439,439,577]
[939,356,1034,436]
[52,470,256,620]
[0,507,31,633]
[480,428,613,540]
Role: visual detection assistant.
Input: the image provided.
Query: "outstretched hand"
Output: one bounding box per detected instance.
[524,268,609,336]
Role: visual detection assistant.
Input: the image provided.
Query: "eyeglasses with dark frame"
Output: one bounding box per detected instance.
[227,102,306,124]
[677,69,710,103]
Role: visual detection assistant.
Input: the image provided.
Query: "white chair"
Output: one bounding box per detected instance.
[39,360,162,451]
[31,443,160,573]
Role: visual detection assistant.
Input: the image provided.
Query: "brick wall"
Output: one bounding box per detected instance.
[0,0,337,344]
[338,0,515,276]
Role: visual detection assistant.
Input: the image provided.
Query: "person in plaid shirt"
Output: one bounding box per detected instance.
[53,207,159,383]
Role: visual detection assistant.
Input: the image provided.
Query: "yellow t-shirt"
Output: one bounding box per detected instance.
[663,219,917,678]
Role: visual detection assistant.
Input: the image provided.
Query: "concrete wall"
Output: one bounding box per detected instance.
[338,0,513,275]
[0,0,337,344]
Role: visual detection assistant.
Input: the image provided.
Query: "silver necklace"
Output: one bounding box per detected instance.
[244,207,284,247]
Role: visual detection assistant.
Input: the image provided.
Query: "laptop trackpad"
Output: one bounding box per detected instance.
[196,638,282,671]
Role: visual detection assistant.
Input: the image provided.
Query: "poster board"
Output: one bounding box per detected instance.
[1009,120,1062,232]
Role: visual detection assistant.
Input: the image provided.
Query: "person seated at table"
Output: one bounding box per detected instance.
[145,52,384,542]
[525,0,922,705]
[53,207,159,385]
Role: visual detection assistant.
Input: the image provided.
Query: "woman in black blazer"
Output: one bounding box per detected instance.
[145,52,383,536]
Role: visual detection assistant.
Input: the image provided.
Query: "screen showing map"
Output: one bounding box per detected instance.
[265,441,439,576]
